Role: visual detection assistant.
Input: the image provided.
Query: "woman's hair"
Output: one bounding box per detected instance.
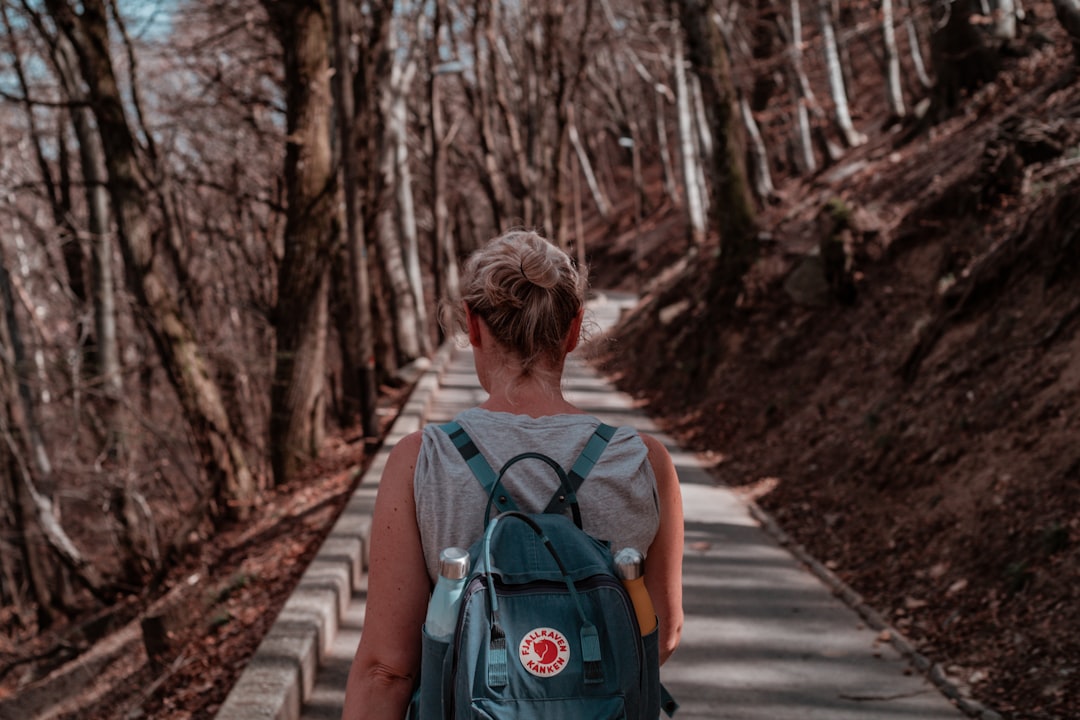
[458,229,587,372]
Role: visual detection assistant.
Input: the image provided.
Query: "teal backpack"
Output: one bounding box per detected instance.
[411,421,677,719]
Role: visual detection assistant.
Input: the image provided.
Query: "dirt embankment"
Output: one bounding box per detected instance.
[602,35,1080,720]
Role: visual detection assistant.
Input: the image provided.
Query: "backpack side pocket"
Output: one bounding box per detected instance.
[640,625,660,720]
[419,626,452,719]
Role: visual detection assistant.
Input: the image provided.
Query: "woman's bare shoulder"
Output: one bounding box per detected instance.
[637,431,672,460]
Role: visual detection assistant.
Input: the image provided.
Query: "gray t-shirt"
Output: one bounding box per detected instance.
[414,407,660,583]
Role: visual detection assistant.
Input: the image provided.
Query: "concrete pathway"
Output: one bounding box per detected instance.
[217,292,977,720]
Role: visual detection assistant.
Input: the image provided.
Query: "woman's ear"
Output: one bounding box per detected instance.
[564,308,585,353]
[465,304,483,347]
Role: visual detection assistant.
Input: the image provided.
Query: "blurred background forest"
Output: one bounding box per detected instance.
[1,0,1079,718]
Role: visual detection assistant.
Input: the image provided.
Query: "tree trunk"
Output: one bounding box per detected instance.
[777,1,818,173]
[344,34,398,393]
[654,87,681,206]
[428,0,461,338]
[48,27,124,447]
[344,0,391,435]
[375,167,423,364]
[712,12,774,200]
[690,73,713,161]
[991,0,1018,40]
[788,0,821,112]
[672,28,707,245]
[740,95,775,201]
[3,5,113,449]
[0,431,59,629]
[1,244,108,619]
[378,42,427,362]
[263,0,336,484]
[901,0,934,88]
[567,104,611,219]
[779,0,844,163]
[548,0,594,249]
[751,0,783,113]
[45,0,255,519]
[1053,0,1080,65]
[0,443,32,625]
[674,0,758,289]
[929,0,999,120]
[881,0,907,119]
[489,26,533,228]
[571,139,585,270]
[524,3,545,232]
[1,237,52,490]
[469,0,511,230]
[819,0,867,147]
[393,99,431,359]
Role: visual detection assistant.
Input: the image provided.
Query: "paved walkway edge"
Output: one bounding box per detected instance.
[745,502,1002,720]
[216,340,459,720]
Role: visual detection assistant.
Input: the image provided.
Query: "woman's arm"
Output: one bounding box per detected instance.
[341,431,430,719]
[640,433,684,665]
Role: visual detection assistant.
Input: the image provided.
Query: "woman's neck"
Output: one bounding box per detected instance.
[477,359,582,417]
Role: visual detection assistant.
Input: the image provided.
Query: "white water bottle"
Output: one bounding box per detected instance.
[425,547,470,642]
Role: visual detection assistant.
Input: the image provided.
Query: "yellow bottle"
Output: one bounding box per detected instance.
[614,547,657,635]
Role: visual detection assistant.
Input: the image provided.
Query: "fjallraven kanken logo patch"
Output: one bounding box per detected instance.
[519,627,570,677]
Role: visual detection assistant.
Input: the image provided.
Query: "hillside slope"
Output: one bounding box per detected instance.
[600,22,1080,720]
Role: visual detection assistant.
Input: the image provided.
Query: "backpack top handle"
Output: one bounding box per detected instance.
[438,421,616,528]
[486,452,581,527]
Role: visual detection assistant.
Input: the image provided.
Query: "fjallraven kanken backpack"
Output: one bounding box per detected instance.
[413,421,677,720]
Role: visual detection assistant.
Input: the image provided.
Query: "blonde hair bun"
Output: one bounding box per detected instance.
[458,229,587,372]
[519,244,563,289]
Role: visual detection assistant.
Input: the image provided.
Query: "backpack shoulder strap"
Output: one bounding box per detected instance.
[438,421,519,516]
[543,423,616,515]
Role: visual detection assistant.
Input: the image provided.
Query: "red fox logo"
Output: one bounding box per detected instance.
[519,627,570,677]
[534,638,558,664]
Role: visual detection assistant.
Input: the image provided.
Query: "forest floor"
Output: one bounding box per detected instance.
[0,387,411,720]
[3,7,1080,720]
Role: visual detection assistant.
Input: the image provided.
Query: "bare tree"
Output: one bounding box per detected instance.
[598,0,678,207]
[40,12,124,439]
[654,85,680,207]
[881,0,906,119]
[673,25,708,244]
[818,0,866,147]
[780,0,821,172]
[1,3,124,455]
[260,0,337,485]
[427,0,461,331]
[330,0,377,436]
[901,0,933,89]
[0,242,107,626]
[545,0,597,246]
[567,103,612,220]
[673,0,757,289]
[377,21,429,363]
[740,95,775,200]
[713,9,775,201]
[43,0,256,518]
[928,0,999,121]
[462,1,512,230]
